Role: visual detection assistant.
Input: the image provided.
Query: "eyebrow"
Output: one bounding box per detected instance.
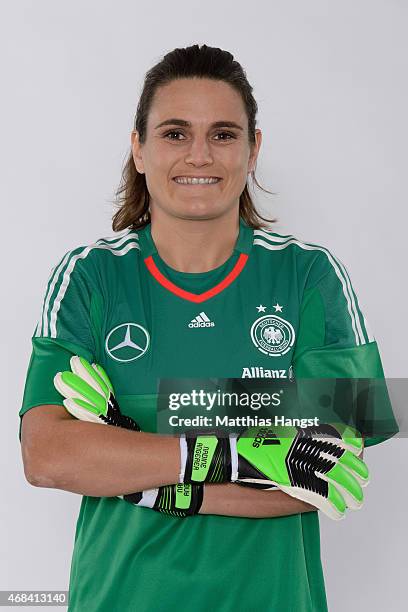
[154,118,244,131]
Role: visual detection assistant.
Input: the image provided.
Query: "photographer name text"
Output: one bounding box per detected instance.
[168,415,320,428]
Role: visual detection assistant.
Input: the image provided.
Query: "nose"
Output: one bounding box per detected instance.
[184,135,214,167]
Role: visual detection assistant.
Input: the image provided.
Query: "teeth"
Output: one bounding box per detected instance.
[174,177,220,185]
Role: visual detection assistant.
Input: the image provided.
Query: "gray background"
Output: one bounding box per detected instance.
[1,1,406,610]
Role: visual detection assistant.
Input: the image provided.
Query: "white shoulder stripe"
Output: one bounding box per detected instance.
[332,254,373,343]
[253,230,295,243]
[49,241,139,338]
[38,232,139,336]
[36,235,140,339]
[362,313,375,343]
[39,249,72,338]
[253,233,367,346]
[35,263,58,337]
[96,229,138,245]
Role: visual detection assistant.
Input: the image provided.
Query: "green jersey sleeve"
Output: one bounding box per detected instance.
[19,247,99,440]
[292,251,398,447]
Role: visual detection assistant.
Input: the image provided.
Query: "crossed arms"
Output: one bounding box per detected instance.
[21,404,317,519]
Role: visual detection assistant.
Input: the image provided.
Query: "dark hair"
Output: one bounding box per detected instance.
[112,44,276,231]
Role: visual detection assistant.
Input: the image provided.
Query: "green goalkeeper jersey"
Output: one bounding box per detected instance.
[20,219,393,612]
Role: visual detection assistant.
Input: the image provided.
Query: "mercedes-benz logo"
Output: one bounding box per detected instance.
[105,323,150,363]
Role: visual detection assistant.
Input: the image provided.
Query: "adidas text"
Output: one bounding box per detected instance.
[189,321,215,328]
[188,312,215,328]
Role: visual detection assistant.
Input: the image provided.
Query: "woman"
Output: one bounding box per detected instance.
[20,44,389,611]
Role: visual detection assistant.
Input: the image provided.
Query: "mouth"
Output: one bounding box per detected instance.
[172,176,222,186]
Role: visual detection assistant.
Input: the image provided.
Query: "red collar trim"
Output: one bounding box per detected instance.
[144,253,249,303]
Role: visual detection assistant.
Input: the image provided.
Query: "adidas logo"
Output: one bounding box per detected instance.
[188,311,215,328]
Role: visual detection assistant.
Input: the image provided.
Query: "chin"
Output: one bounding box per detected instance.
[169,202,224,220]
[179,208,226,221]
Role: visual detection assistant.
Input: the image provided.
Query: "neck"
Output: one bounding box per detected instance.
[150,207,240,273]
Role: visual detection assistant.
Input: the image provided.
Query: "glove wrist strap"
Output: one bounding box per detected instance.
[179,434,188,483]
[154,483,204,516]
[229,435,239,482]
[123,484,204,517]
[180,431,233,484]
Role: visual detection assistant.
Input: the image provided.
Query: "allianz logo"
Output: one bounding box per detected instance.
[188,311,215,328]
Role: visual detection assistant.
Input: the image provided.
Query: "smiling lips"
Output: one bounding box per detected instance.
[173,176,222,185]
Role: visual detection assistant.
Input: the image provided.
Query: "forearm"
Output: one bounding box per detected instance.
[32,419,180,496]
[31,414,362,520]
[32,419,314,518]
[200,483,316,518]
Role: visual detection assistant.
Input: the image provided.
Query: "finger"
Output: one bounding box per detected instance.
[321,461,364,508]
[92,363,114,396]
[54,371,90,402]
[54,371,106,414]
[320,474,363,511]
[319,447,369,488]
[63,398,102,423]
[337,450,369,487]
[279,483,347,521]
[311,434,362,456]
[334,422,364,454]
[70,356,109,399]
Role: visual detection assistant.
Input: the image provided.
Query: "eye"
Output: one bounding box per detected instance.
[162,130,236,141]
[163,130,185,140]
[214,132,235,140]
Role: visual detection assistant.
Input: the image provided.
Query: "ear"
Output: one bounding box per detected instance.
[248,129,262,174]
[131,130,145,174]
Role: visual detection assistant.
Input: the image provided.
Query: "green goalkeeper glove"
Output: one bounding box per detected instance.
[53,355,141,430]
[53,356,203,517]
[179,425,369,520]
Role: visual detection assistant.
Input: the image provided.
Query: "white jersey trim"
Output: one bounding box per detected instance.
[36,231,140,338]
[253,230,373,345]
